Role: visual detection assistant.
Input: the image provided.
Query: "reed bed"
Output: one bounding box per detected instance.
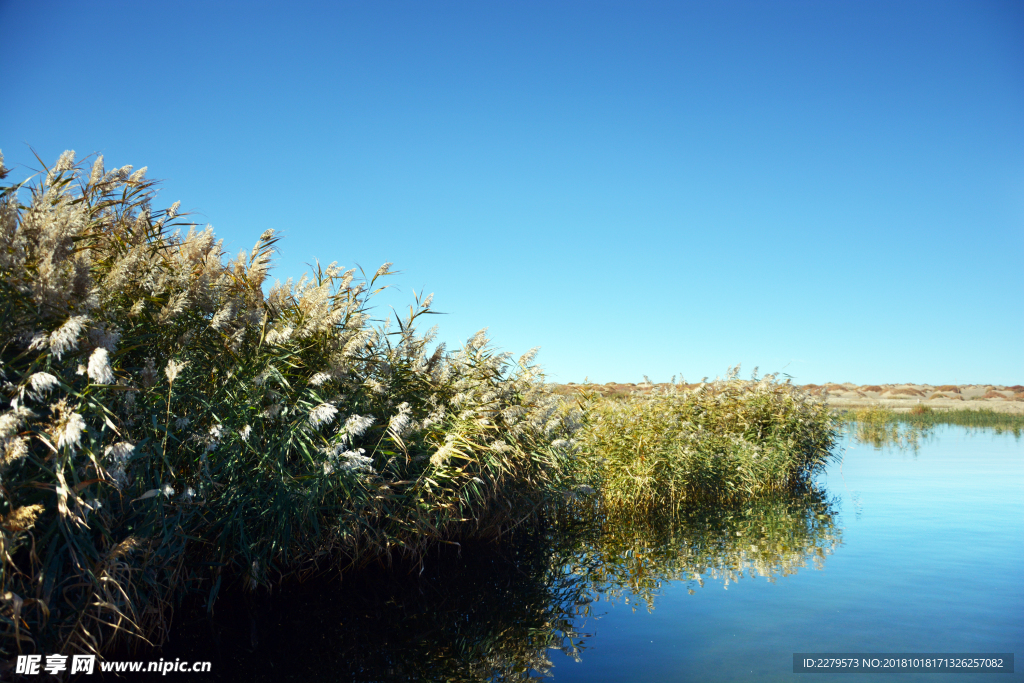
[897,406,1023,435]
[576,370,839,512]
[0,151,584,661]
[841,405,1023,448]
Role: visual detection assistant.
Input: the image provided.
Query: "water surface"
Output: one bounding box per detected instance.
[548,427,1023,682]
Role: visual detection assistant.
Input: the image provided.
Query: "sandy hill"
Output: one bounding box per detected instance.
[550,382,1024,414]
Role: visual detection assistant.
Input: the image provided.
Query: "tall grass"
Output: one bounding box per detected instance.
[0,151,584,660]
[841,406,1023,447]
[576,368,839,511]
[898,406,1023,436]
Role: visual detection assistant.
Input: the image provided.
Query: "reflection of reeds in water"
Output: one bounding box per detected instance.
[149,490,841,681]
[845,406,930,451]
[843,409,933,450]
[144,528,592,682]
[898,406,1023,437]
[567,489,842,612]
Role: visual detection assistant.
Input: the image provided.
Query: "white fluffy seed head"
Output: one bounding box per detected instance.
[210,304,234,331]
[56,411,86,451]
[467,328,488,351]
[54,150,76,172]
[88,326,121,352]
[388,402,413,438]
[49,316,88,360]
[89,155,104,184]
[430,442,454,467]
[339,448,374,473]
[265,326,294,345]
[519,347,540,367]
[88,347,115,384]
[165,359,187,384]
[29,372,59,396]
[344,414,375,439]
[309,403,338,429]
[2,437,29,465]
[47,150,75,182]
[105,442,135,463]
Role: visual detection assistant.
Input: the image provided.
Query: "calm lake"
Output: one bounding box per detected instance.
[117,426,1022,682]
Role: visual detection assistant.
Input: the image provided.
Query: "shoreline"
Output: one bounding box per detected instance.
[823,397,1024,414]
[550,382,1024,415]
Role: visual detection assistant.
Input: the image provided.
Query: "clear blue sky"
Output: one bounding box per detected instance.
[2,1,1021,385]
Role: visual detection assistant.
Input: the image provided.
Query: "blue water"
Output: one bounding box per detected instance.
[548,427,1023,682]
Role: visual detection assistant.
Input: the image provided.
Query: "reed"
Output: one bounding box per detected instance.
[899,406,1023,435]
[0,151,584,660]
[841,405,1023,446]
[575,369,840,512]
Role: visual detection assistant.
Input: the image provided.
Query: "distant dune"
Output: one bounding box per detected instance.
[550,382,1024,414]
[798,382,1024,413]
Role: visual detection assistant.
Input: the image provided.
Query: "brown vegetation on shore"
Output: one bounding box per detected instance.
[550,381,1024,415]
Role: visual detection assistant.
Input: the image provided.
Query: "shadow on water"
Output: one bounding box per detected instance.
[103,490,841,682]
